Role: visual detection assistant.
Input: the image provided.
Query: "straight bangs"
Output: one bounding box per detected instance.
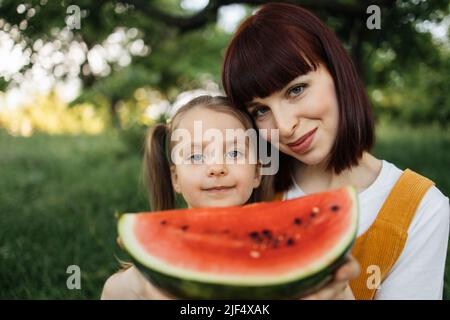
[222,16,322,109]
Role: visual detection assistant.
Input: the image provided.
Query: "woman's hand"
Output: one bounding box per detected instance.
[300,255,360,300]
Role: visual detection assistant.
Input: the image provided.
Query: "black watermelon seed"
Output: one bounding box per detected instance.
[249,231,259,238]
[310,212,317,218]
[180,225,189,231]
[331,205,340,212]
[286,238,295,246]
[293,218,302,225]
[262,229,272,238]
[249,231,263,243]
[160,220,167,225]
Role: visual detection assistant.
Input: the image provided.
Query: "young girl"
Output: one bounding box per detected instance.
[101,95,269,299]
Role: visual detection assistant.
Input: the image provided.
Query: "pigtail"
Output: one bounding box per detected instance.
[143,123,176,211]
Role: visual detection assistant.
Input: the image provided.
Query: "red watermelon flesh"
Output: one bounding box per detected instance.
[118,186,358,298]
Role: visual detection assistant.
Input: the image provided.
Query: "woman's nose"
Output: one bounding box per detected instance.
[272,106,297,139]
[207,163,228,177]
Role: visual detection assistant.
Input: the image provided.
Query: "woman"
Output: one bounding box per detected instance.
[222,2,449,299]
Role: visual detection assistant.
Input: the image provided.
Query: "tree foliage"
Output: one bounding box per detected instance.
[0,0,449,126]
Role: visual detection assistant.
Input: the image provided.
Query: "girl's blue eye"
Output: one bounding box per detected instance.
[189,153,204,163]
[226,150,244,159]
[288,84,306,97]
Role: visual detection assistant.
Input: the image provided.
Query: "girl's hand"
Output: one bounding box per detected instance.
[103,236,174,299]
[300,255,360,300]
[101,265,174,300]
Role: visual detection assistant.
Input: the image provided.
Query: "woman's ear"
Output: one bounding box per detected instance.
[170,166,181,193]
[253,162,262,188]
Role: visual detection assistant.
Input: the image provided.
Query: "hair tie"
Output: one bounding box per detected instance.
[165,117,172,128]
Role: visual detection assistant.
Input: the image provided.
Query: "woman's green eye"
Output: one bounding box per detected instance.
[288,84,305,97]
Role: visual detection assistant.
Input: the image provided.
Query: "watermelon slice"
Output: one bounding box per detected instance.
[118,186,358,299]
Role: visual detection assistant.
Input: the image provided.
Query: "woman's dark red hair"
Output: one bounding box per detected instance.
[222,2,374,192]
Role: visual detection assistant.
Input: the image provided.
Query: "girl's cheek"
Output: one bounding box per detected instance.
[178,166,202,188]
[235,164,258,185]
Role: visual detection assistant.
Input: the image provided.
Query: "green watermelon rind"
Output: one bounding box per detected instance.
[118,186,359,299]
[131,240,354,299]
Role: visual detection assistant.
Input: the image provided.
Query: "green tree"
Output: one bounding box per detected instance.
[1,0,448,126]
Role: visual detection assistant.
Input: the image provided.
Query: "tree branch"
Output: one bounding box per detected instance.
[126,0,223,32]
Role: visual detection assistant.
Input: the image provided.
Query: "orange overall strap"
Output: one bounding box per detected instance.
[350,169,434,300]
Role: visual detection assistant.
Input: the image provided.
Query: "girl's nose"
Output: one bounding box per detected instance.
[207,164,228,177]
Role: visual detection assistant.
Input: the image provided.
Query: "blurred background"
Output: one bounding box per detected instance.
[0,0,449,299]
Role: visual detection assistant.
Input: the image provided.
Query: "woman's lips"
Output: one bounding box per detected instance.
[287,127,318,155]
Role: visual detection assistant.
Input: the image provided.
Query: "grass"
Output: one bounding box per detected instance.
[0,130,149,299]
[0,123,449,299]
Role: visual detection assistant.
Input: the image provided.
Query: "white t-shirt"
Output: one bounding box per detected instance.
[284,160,450,300]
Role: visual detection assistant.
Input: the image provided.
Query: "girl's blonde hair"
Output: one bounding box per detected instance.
[143,95,273,211]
